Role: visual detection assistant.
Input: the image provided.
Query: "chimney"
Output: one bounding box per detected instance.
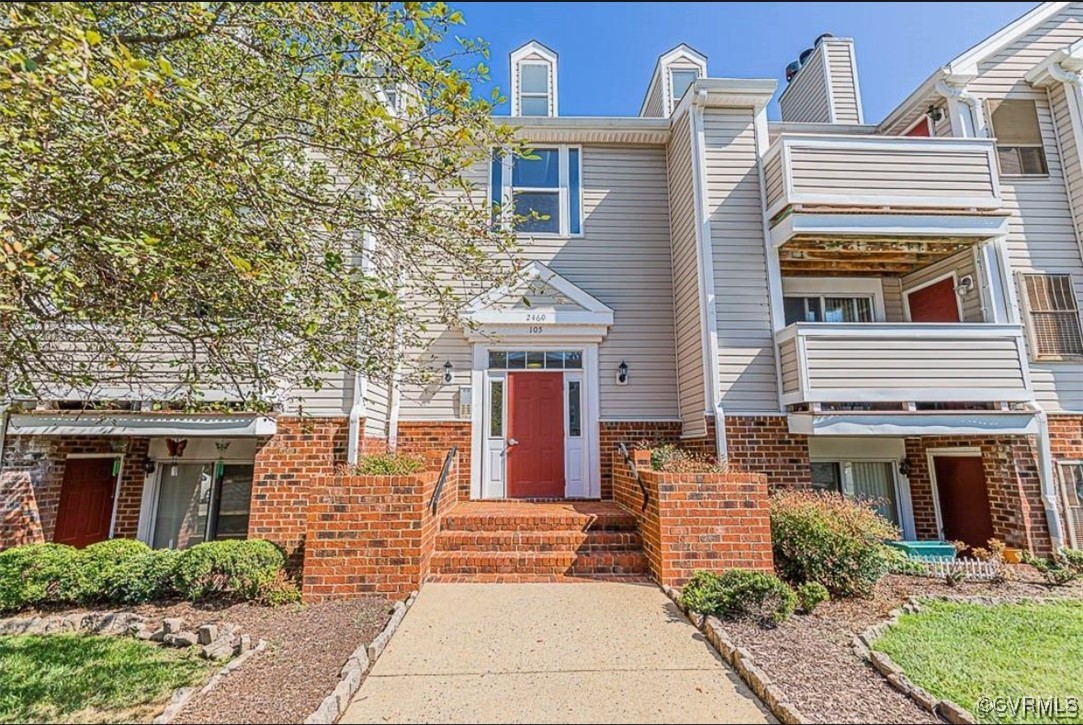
[779,34,864,124]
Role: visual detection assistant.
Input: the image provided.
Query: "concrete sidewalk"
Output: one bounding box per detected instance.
[340,582,772,724]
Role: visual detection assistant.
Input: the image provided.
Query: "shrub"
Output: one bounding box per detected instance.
[770,489,899,598]
[100,548,179,604]
[795,581,829,614]
[253,570,302,607]
[0,543,83,612]
[1060,549,1083,575]
[173,540,287,601]
[646,444,724,474]
[880,545,929,576]
[76,539,152,603]
[680,569,797,627]
[346,452,425,476]
[1024,550,1082,586]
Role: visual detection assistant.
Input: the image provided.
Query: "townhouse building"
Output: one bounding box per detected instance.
[3,2,1082,576]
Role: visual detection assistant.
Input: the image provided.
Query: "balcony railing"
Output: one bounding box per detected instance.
[776,323,1032,407]
[763,134,1002,220]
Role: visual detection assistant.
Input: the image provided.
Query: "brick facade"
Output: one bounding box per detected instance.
[599,421,682,499]
[302,450,459,600]
[612,450,773,586]
[1049,414,1083,548]
[724,415,812,489]
[901,435,1051,553]
[395,421,472,498]
[0,435,149,549]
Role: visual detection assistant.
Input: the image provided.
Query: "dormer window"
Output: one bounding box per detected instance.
[519,63,550,116]
[670,68,699,108]
[511,41,558,117]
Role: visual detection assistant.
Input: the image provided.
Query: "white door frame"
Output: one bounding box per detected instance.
[142,457,255,548]
[471,343,600,499]
[925,447,983,541]
[62,453,124,540]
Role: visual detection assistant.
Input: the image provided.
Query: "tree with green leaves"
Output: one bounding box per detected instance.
[0,1,520,409]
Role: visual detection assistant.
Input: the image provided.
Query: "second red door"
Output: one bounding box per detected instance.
[507,372,565,498]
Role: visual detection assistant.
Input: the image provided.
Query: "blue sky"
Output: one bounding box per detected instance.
[451,2,1037,122]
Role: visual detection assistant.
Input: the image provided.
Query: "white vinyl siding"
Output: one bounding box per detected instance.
[703,108,778,413]
[642,81,665,118]
[824,40,863,124]
[778,44,832,124]
[398,145,679,421]
[965,4,1083,410]
[667,112,707,436]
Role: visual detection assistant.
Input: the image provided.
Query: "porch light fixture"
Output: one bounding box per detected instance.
[899,457,912,477]
[143,458,157,475]
[617,360,629,386]
[955,275,975,297]
[925,104,944,123]
[443,360,454,384]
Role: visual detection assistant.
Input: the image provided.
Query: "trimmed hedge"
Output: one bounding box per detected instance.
[680,569,797,627]
[771,489,899,598]
[0,539,295,613]
[795,581,830,614]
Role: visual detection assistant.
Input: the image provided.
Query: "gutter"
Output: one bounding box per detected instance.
[1032,405,1067,552]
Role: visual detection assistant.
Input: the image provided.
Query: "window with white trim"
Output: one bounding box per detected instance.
[669,68,699,109]
[812,460,900,526]
[152,463,253,549]
[1059,462,1083,548]
[491,147,582,236]
[989,99,1048,176]
[519,63,550,117]
[1019,274,1083,359]
[783,296,873,325]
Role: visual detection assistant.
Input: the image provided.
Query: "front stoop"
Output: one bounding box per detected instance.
[429,501,650,582]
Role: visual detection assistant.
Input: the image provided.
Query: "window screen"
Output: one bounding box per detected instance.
[990,100,1048,175]
[1020,274,1083,358]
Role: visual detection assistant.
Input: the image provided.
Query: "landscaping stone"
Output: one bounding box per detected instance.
[239,634,252,653]
[162,617,184,635]
[303,694,339,725]
[938,700,977,724]
[153,687,196,725]
[366,600,406,662]
[197,624,218,645]
[149,627,166,642]
[172,631,199,648]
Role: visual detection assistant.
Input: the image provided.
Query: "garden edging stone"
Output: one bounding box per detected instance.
[663,585,808,725]
[303,591,417,725]
[154,638,269,724]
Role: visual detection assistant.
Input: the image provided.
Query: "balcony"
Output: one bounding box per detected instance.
[776,323,1032,407]
[763,134,1009,257]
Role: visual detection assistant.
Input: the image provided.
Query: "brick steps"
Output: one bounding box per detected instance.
[430,550,649,577]
[430,501,648,581]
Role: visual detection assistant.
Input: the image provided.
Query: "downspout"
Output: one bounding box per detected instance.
[346,371,366,465]
[0,402,9,474]
[1033,406,1067,552]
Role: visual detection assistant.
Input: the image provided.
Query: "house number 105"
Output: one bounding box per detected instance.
[529,325,544,334]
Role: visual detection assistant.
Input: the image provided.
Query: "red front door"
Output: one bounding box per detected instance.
[907,277,961,322]
[933,455,995,550]
[507,372,565,498]
[53,458,117,548]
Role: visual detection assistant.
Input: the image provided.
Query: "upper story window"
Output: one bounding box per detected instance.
[784,296,873,325]
[519,63,551,117]
[1019,273,1083,360]
[669,68,699,108]
[492,146,582,237]
[989,99,1048,176]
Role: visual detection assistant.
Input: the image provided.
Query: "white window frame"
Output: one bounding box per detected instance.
[1058,460,1083,549]
[668,67,700,110]
[492,146,583,239]
[518,61,551,117]
[987,99,1049,179]
[781,277,886,323]
[810,457,911,538]
[1017,272,1083,361]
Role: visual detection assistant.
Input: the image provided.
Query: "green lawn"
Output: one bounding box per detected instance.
[0,633,213,724]
[873,600,1083,724]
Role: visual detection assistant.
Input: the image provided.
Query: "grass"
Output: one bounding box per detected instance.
[873,600,1083,724]
[0,634,213,724]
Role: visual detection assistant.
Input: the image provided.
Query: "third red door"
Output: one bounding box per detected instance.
[507,372,565,498]
[53,458,117,548]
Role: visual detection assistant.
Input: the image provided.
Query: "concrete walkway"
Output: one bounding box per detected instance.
[340,582,772,724]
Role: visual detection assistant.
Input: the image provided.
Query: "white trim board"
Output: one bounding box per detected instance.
[925,447,984,541]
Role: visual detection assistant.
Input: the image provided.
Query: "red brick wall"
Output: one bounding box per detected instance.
[725,416,811,489]
[395,421,472,498]
[303,450,459,600]
[249,416,351,568]
[1,436,149,549]
[599,421,682,499]
[903,435,1051,553]
[613,450,772,586]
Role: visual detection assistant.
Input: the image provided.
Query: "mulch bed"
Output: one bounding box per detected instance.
[41,597,394,724]
[722,569,1083,724]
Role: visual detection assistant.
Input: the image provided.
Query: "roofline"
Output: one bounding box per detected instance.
[493,116,671,130]
[879,2,1067,129]
[510,39,559,60]
[637,43,710,116]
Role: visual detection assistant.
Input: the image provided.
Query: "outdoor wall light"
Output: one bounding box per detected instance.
[443,360,454,384]
[925,104,944,123]
[955,275,975,297]
[143,458,157,475]
[899,457,912,477]
[617,360,629,386]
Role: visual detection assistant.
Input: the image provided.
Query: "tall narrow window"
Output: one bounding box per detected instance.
[670,68,699,108]
[1020,274,1083,359]
[519,63,550,117]
[1060,462,1083,548]
[568,148,581,235]
[489,379,504,438]
[568,381,581,438]
[989,100,1048,176]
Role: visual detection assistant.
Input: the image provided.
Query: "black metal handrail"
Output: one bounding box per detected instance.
[430,446,458,515]
[616,441,649,512]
